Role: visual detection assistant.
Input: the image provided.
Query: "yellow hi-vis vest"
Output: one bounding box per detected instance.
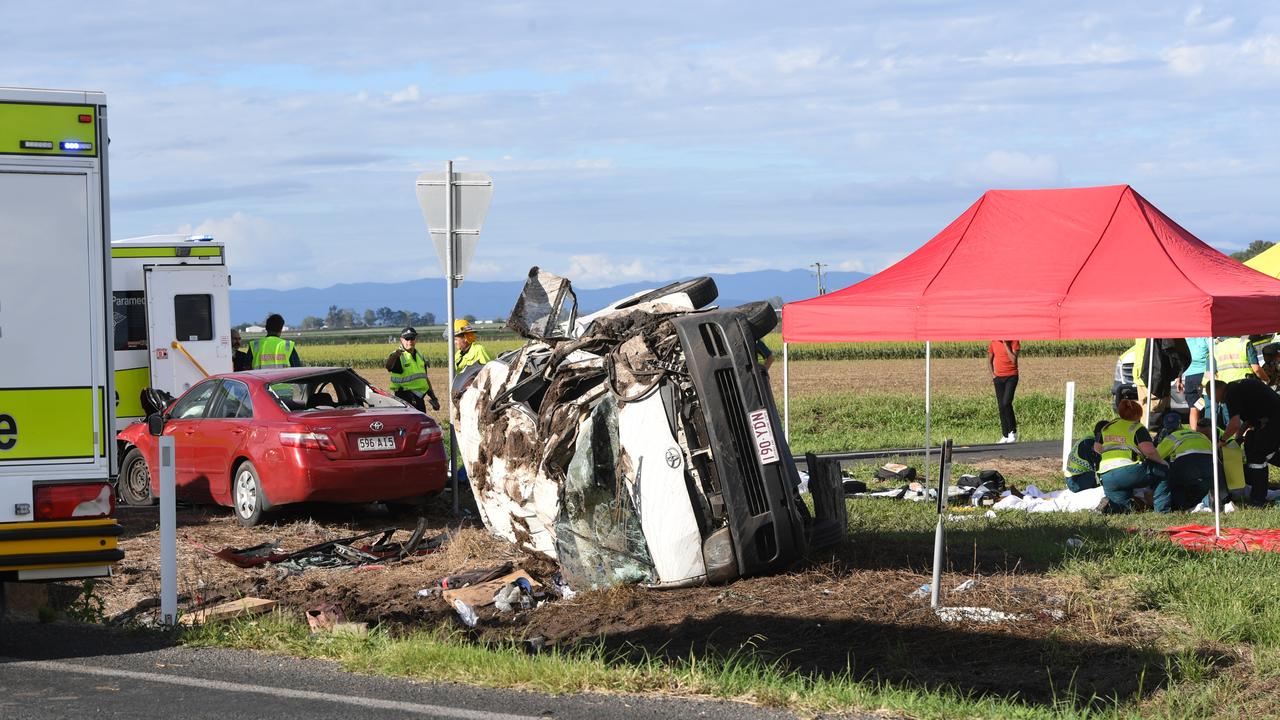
[1132,339,1148,387]
[1098,419,1143,473]
[250,336,295,369]
[389,350,431,393]
[1214,337,1252,382]
[1156,427,1212,462]
[1222,438,1247,491]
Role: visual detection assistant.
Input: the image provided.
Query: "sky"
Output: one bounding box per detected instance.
[4,2,1278,289]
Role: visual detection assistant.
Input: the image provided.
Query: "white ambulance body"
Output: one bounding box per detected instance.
[111,235,232,431]
[0,87,122,583]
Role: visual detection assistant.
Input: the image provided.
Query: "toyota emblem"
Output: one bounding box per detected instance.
[370,421,385,431]
[665,447,682,468]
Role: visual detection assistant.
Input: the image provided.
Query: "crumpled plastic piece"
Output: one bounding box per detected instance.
[935,606,1023,623]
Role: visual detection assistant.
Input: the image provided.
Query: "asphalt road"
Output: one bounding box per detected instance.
[0,622,862,720]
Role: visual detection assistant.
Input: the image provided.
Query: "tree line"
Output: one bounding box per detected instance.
[299,305,440,330]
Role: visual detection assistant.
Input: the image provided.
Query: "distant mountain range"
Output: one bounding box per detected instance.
[230,268,868,326]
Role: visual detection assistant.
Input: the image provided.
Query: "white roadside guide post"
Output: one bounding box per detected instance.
[924,341,931,487]
[1062,381,1076,475]
[415,163,493,516]
[159,434,177,626]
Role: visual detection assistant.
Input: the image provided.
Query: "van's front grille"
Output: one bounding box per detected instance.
[714,368,768,515]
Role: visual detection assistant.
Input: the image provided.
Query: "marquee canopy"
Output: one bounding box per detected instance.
[782,185,1280,342]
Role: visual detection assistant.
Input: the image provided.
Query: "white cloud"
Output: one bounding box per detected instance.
[389,84,421,103]
[564,255,657,287]
[177,212,302,288]
[959,151,1061,188]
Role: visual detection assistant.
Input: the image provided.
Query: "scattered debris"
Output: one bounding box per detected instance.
[935,606,1023,624]
[180,597,277,626]
[442,569,541,609]
[952,579,978,593]
[908,583,931,599]
[1066,537,1085,549]
[305,602,346,632]
[196,520,453,575]
[452,598,479,628]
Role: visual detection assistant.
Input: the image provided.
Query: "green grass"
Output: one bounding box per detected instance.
[295,335,1131,369]
[789,390,1115,452]
[182,614,1120,719]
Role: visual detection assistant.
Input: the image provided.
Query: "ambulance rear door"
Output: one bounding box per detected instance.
[144,265,231,397]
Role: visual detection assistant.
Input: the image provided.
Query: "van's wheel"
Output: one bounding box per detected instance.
[617,277,718,310]
[118,448,156,506]
[734,301,778,339]
[232,461,267,526]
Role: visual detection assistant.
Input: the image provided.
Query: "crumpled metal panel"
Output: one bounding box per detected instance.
[554,395,656,589]
[507,266,578,340]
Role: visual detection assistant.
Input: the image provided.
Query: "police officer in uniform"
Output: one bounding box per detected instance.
[384,327,440,413]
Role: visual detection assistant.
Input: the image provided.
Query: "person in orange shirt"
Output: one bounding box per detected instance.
[989,340,1020,443]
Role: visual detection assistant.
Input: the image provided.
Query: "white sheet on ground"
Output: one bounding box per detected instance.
[991,484,1105,513]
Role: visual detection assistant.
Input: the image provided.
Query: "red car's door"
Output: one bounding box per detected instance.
[159,379,220,500]
[193,379,256,505]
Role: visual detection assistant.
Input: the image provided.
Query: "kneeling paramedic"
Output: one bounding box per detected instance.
[1064,420,1106,492]
[1095,394,1168,513]
[1154,414,1215,512]
[385,327,440,413]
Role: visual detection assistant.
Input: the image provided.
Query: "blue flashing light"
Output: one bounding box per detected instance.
[60,141,93,151]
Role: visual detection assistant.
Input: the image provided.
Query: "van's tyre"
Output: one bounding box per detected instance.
[734,301,778,339]
[232,461,267,527]
[118,448,156,506]
[617,277,718,310]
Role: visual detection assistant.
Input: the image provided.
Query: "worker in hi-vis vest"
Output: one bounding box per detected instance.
[452,319,493,375]
[385,326,440,413]
[1094,390,1168,513]
[1213,336,1266,384]
[1209,376,1280,507]
[1154,413,1215,512]
[248,314,301,369]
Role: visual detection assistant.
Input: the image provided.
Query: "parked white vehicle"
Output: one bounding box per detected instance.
[111,235,232,430]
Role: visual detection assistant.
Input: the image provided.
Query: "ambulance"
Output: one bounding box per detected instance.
[0,88,123,589]
[111,234,232,431]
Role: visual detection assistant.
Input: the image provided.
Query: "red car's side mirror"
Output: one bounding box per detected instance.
[146,413,166,437]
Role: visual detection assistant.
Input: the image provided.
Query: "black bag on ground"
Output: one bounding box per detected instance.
[977,469,1006,492]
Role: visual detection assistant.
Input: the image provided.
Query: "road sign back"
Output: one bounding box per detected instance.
[415,171,493,284]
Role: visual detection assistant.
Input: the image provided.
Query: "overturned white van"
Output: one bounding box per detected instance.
[454,268,829,590]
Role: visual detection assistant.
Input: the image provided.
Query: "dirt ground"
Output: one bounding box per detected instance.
[89,474,1187,709]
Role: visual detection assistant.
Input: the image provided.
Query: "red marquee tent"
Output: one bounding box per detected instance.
[782,185,1280,342]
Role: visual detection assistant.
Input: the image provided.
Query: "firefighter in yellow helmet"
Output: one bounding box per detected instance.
[452,318,493,375]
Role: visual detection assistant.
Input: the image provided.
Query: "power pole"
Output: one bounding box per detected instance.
[810,262,829,295]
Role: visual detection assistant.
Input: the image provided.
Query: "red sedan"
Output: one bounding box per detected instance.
[116,367,446,525]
